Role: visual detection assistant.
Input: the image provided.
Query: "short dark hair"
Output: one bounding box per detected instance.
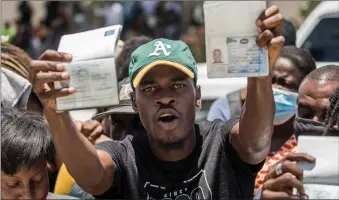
[116,36,152,81]
[280,46,316,79]
[325,87,339,134]
[282,19,296,46]
[213,49,221,54]
[1,109,54,175]
[304,65,339,82]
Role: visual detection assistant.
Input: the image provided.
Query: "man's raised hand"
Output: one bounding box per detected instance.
[256,5,285,69]
[31,50,75,114]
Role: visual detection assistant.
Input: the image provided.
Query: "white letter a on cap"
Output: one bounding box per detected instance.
[148,41,171,58]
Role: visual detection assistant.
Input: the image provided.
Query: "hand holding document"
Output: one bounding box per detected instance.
[54,25,122,111]
[204,1,269,78]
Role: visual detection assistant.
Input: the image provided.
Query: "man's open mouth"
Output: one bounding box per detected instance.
[158,113,179,123]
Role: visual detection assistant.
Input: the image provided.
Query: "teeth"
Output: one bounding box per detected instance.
[160,113,173,118]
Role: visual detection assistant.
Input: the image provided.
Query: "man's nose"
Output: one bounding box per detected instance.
[156,96,176,105]
[20,187,36,200]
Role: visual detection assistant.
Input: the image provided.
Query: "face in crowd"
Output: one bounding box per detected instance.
[272,46,316,93]
[133,65,201,148]
[294,65,339,136]
[298,66,339,122]
[1,110,53,200]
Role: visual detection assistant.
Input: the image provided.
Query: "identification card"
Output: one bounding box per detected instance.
[204,1,269,78]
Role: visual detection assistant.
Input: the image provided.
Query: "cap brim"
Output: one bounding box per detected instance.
[92,105,136,120]
[133,60,194,88]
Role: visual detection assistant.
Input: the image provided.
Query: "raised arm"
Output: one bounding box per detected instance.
[31,50,115,195]
[231,6,285,164]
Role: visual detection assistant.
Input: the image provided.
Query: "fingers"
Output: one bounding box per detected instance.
[35,71,70,84]
[257,11,283,31]
[281,160,304,180]
[257,30,274,48]
[261,190,300,200]
[88,125,104,143]
[285,153,316,163]
[257,5,283,32]
[38,50,72,62]
[40,88,76,99]
[31,60,65,72]
[258,5,280,21]
[263,172,305,195]
[33,71,71,94]
[256,5,284,51]
[265,155,306,182]
[268,36,285,49]
[82,120,103,141]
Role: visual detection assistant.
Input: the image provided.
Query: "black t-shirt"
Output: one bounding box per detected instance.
[94,119,263,200]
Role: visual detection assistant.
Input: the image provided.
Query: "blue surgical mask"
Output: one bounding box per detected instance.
[273,88,298,125]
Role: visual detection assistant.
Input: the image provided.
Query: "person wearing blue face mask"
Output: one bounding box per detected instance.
[214,46,316,195]
[273,88,298,126]
[254,46,316,194]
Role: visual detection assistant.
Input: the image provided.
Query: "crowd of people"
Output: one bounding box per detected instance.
[1,3,339,200]
[2,1,206,61]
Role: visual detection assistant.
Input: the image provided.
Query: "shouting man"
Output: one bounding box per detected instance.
[31,6,284,200]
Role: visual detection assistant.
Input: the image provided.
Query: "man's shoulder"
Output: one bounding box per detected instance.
[195,118,238,138]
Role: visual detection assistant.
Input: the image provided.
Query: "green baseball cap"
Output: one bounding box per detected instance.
[129,38,198,89]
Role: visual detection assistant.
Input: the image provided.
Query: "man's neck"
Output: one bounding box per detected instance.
[149,126,197,162]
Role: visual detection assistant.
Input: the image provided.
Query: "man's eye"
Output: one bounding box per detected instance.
[6,182,19,188]
[173,84,185,89]
[143,86,155,92]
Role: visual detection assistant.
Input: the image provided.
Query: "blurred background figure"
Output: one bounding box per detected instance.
[1,21,16,42]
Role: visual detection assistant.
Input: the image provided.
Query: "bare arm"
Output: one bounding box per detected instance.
[231,6,284,164]
[231,77,274,164]
[45,111,114,195]
[31,50,115,195]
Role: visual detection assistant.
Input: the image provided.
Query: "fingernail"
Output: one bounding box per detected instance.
[61,72,69,79]
[65,54,72,60]
[56,64,64,71]
[68,87,76,93]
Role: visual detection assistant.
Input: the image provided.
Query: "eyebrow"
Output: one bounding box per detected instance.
[139,80,155,86]
[171,76,188,82]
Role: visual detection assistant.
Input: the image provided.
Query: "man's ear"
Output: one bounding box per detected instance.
[195,85,202,108]
[130,92,138,113]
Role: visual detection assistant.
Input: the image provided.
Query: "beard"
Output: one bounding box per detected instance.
[156,134,186,150]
